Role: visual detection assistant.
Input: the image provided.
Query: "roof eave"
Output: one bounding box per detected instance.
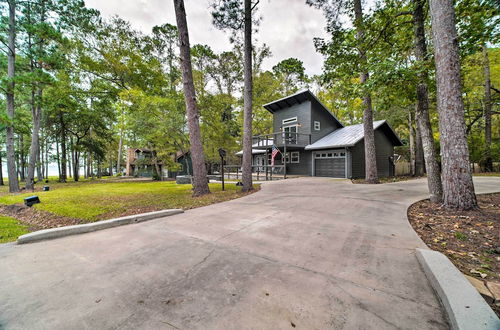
[382,121,404,146]
[305,143,355,150]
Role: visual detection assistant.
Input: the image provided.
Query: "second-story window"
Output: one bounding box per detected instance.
[282,117,297,125]
[314,121,321,130]
[283,125,298,144]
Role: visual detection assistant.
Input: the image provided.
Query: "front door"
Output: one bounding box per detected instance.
[255,155,265,172]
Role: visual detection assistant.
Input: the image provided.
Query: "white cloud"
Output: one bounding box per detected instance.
[84,0,328,75]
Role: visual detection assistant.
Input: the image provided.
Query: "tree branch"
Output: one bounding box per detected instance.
[251,0,260,12]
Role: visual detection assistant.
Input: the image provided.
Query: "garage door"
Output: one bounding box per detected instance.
[314,152,346,178]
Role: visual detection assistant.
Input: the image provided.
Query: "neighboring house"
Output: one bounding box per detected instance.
[238,89,403,178]
[125,148,163,177]
[167,151,192,178]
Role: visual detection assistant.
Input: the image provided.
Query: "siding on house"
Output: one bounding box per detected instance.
[285,150,312,175]
[273,101,311,146]
[257,150,312,175]
[310,101,342,143]
[350,129,395,179]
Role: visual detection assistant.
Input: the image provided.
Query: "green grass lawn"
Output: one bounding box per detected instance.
[0,216,29,243]
[0,180,257,222]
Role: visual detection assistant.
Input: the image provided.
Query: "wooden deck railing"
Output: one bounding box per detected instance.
[251,131,312,148]
[223,165,286,181]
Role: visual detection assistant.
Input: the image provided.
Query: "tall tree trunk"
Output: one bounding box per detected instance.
[45,137,48,179]
[241,0,254,191]
[26,88,42,189]
[354,0,378,183]
[26,0,46,189]
[482,44,492,172]
[86,152,91,178]
[409,111,416,176]
[153,155,161,181]
[108,152,113,176]
[20,134,25,181]
[0,150,4,186]
[5,0,19,192]
[56,137,61,181]
[117,128,123,174]
[83,153,88,179]
[59,115,67,182]
[429,0,477,210]
[37,130,43,180]
[73,147,79,182]
[173,0,210,196]
[413,0,443,203]
[68,137,72,178]
[414,115,425,177]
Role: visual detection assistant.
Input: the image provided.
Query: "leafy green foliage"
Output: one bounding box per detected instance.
[0,0,497,190]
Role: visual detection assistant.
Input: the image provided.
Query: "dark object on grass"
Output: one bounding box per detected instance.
[24,196,40,207]
[45,180,49,183]
[236,182,243,186]
[43,186,50,191]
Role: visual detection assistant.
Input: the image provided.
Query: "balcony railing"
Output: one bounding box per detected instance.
[223,165,286,181]
[252,131,312,149]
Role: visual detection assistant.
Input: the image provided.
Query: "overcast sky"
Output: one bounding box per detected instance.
[84,0,329,76]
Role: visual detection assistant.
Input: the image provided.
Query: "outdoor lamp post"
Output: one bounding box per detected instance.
[218,148,226,191]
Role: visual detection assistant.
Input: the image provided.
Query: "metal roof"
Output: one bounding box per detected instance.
[262,89,344,128]
[235,139,273,156]
[305,120,402,150]
[235,149,266,156]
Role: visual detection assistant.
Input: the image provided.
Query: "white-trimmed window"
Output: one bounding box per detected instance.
[282,117,297,125]
[314,121,321,130]
[315,152,346,159]
[283,125,298,144]
[291,151,300,163]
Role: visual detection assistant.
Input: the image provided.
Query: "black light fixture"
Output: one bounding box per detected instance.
[24,196,40,207]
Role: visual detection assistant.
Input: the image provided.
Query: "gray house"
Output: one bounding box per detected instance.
[241,89,402,179]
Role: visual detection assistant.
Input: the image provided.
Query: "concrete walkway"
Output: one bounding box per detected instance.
[1,177,499,329]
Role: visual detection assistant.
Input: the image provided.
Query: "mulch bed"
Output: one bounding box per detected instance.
[0,204,82,232]
[352,175,424,184]
[408,193,500,314]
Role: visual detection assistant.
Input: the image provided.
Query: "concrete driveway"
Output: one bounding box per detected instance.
[1,177,499,329]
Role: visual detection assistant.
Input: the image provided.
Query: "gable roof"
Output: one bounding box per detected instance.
[305,120,403,150]
[262,89,344,128]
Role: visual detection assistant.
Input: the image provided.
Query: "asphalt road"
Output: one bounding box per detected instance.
[1,177,499,329]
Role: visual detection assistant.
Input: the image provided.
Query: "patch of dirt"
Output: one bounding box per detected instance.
[408,193,500,315]
[0,204,82,231]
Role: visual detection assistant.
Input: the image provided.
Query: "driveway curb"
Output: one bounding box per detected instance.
[17,209,184,244]
[416,248,500,330]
